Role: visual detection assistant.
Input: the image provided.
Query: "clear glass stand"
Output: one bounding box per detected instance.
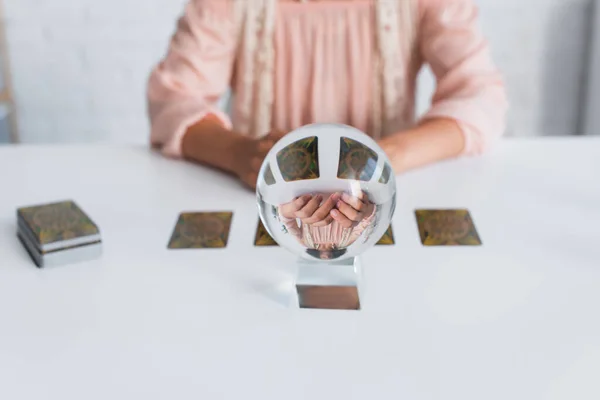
[294,256,362,310]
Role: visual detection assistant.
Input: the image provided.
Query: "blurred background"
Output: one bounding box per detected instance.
[1,0,600,144]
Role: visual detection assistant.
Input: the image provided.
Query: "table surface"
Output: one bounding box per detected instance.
[1,138,600,400]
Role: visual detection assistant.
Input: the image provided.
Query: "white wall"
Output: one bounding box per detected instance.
[2,0,594,144]
[416,0,594,137]
[3,0,189,144]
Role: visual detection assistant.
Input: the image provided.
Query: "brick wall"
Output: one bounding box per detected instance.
[2,0,593,144]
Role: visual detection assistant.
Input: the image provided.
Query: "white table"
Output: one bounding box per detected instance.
[1,139,599,400]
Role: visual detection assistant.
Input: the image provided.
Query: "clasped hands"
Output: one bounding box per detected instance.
[280,191,374,229]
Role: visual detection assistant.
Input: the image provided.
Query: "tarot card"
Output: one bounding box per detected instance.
[254,219,278,246]
[168,212,233,249]
[17,231,43,267]
[415,209,482,246]
[337,137,378,181]
[17,200,100,251]
[18,230,102,268]
[375,224,395,245]
[276,136,320,181]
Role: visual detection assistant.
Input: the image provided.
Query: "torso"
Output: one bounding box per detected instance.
[230,0,421,138]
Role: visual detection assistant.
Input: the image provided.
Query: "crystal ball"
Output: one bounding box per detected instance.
[256,123,397,262]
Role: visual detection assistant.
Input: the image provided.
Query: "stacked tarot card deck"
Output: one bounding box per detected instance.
[16,200,102,268]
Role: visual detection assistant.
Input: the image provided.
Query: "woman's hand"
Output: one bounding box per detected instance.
[280,193,342,227]
[233,129,286,190]
[330,191,375,229]
[182,117,287,190]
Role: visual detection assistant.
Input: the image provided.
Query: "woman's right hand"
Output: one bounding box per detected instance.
[330,191,375,229]
[279,193,341,227]
[233,130,286,190]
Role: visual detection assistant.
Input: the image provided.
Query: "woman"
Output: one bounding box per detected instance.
[147,0,507,189]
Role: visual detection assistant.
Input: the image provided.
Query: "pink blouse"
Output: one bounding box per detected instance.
[147,0,507,158]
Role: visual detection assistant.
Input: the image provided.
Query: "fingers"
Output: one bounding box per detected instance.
[250,157,263,172]
[252,133,285,168]
[296,195,322,218]
[267,129,286,142]
[330,208,354,229]
[241,133,287,190]
[335,199,361,221]
[258,129,286,153]
[279,195,311,218]
[242,171,258,190]
[341,192,365,212]
[250,131,286,178]
[250,138,278,175]
[257,139,275,153]
[290,195,312,212]
[303,193,341,224]
[311,215,334,227]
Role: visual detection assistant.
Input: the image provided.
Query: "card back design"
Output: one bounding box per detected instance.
[415,209,482,246]
[168,212,233,249]
[17,200,99,245]
[276,136,320,181]
[376,224,395,245]
[337,137,378,181]
[254,219,278,246]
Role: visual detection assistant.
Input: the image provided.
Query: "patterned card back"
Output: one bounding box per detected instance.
[337,137,378,181]
[415,209,482,246]
[376,225,395,245]
[168,212,233,249]
[17,200,99,245]
[254,219,278,246]
[276,136,320,181]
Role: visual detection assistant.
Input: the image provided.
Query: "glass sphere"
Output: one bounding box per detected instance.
[256,123,397,262]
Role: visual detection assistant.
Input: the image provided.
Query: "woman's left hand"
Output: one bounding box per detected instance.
[330,191,375,229]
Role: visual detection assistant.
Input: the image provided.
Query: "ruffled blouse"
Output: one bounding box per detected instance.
[147,0,507,157]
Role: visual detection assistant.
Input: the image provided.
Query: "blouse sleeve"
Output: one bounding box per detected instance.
[418,0,509,155]
[147,0,237,158]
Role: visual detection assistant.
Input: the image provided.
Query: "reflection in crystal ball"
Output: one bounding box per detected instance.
[256,124,397,262]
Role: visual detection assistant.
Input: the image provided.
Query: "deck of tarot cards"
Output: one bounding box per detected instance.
[16,200,102,268]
